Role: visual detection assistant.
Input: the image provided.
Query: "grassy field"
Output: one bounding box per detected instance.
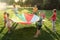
[0,9,60,40]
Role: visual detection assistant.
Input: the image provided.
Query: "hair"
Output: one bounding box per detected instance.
[7,13,9,17]
[53,9,56,12]
[4,12,7,15]
[34,5,37,8]
[13,3,16,8]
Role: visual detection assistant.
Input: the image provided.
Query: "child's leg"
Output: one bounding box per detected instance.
[34,29,40,38]
[34,25,42,38]
[8,26,11,33]
[52,21,56,32]
[7,23,11,33]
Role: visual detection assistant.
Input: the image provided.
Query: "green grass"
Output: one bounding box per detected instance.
[0,9,60,40]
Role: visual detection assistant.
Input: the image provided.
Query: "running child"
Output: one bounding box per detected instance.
[34,13,43,38]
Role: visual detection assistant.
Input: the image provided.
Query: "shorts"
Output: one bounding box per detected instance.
[37,25,42,30]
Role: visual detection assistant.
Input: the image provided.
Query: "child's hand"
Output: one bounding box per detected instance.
[16,22,20,24]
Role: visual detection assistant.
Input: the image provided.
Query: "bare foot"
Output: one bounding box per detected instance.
[34,35,38,38]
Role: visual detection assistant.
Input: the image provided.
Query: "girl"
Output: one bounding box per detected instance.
[49,9,57,32]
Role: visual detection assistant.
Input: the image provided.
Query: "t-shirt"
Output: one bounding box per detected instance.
[36,16,43,26]
[51,12,56,21]
[13,7,18,14]
[33,7,38,15]
[42,13,45,19]
[6,19,12,27]
[33,7,38,13]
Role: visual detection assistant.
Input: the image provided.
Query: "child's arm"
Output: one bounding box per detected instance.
[49,13,54,20]
[9,19,14,23]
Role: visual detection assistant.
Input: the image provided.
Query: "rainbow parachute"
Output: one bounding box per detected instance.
[11,9,39,24]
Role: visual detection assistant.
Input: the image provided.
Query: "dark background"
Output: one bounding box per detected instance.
[1,0,60,10]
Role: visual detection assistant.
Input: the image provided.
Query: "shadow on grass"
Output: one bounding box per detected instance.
[11,23,18,31]
[1,25,60,40]
[56,32,60,39]
[0,23,16,33]
[0,26,5,33]
[0,23,18,40]
[1,27,36,40]
[44,25,60,40]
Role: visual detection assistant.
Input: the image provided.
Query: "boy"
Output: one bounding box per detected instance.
[33,5,38,15]
[49,9,57,32]
[34,13,43,38]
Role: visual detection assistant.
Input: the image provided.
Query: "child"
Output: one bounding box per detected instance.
[13,4,18,14]
[32,5,38,15]
[13,4,16,11]
[49,9,57,32]
[40,11,46,22]
[41,12,45,19]
[34,13,43,38]
[4,12,8,27]
[4,13,13,33]
[7,13,13,33]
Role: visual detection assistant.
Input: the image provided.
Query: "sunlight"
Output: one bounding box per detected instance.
[0,2,7,10]
[22,0,26,3]
[15,0,19,2]
[21,9,30,13]
[20,0,26,3]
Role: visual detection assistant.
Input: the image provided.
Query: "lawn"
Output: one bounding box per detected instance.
[0,9,60,40]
